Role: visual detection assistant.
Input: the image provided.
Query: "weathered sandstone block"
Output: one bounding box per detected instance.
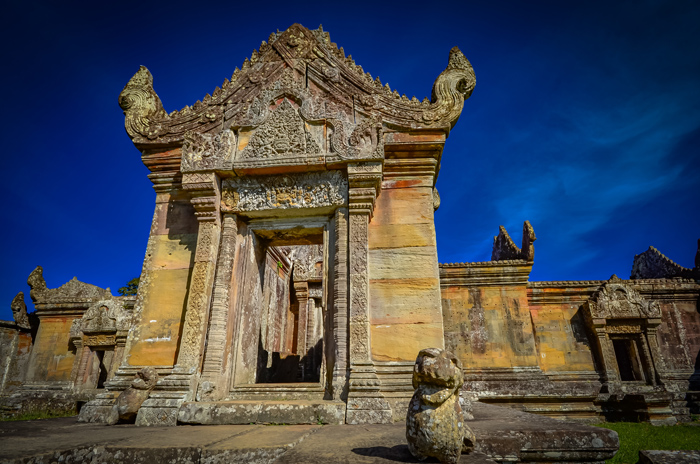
[107,367,158,424]
[406,348,475,464]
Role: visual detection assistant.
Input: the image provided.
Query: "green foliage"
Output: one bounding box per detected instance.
[595,422,700,463]
[118,277,140,296]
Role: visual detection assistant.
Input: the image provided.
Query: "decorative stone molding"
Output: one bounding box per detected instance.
[182,172,220,224]
[491,221,536,262]
[221,171,347,214]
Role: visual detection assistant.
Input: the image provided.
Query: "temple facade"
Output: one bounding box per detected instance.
[2,24,699,426]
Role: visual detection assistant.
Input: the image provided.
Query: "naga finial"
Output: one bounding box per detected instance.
[422,47,476,128]
[11,292,30,330]
[27,266,47,303]
[118,66,167,141]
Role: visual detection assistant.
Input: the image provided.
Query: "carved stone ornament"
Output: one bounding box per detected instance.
[10,292,30,330]
[119,24,475,147]
[406,348,475,464]
[221,171,347,213]
[181,129,235,172]
[69,299,131,346]
[27,266,111,305]
[292,245,324,281]
[588,276,661,320]
[240,99,320,159]
[491,221,535,262]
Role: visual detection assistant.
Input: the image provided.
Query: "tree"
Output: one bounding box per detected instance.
[118,277,139,296]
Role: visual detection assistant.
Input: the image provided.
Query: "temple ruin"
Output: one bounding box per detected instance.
[2,24,699,427]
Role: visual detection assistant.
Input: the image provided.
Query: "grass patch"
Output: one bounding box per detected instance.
[595,422,700,463]
[1,410,76,422]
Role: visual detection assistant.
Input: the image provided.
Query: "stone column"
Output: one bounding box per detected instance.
[346,162,392,424]
[136,172,221,426]
[294,281,310,356]
[198,213,238,400]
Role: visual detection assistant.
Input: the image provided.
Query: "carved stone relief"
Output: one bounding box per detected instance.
[181,129,235,172]
[588,276,661,320]
[240,99,320,159]
[221,171,347,213]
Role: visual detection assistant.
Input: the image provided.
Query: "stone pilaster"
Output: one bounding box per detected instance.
[294,281,310,356]
[345,162,392,424]
[136,172,221,426]
[198,214,238,401]
[331,207,349,400]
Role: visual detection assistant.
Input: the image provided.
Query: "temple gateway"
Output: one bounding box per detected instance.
[2,24,699,427]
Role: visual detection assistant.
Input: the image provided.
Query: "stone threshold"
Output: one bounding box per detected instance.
[178,399,346,425]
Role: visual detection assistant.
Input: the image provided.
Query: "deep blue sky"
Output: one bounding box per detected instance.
[2,1,699,321]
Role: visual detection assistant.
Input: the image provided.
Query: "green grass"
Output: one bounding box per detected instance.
[1,410,76,421]
[595,422,700,463]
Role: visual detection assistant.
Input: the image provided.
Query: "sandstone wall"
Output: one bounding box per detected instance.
[0,324,32,394]
[126,190,198,367]
[441,262,539,370]
[26,317,76,382]
[368,182,444,362]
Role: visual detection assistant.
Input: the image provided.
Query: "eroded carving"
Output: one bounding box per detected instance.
[10,292,30,330]
[406,348,475,464]
[491,221,535,262]
[107,367,159,425]
[28,266,111,305]
[181,129,235,172]
[588,276,661,319]
[221,171,347,213]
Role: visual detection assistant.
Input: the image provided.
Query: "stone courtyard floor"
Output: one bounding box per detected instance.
[0,403,619,463]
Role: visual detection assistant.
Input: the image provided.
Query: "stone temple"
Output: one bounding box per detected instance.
[2,23,699,427]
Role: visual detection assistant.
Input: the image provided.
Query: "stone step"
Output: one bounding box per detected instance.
[178,399,346,425]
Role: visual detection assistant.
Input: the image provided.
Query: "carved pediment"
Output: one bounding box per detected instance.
[587,276,661,320]
[70,299,131,344]
[121,23,475,151]
[241,99,320,159]
[28,266,111,305]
